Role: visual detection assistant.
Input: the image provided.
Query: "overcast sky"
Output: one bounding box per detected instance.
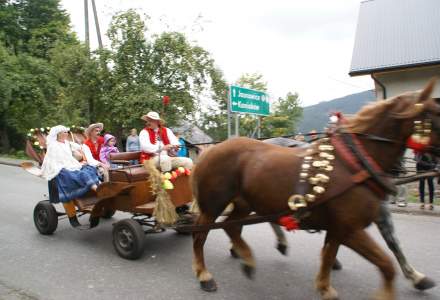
[60,0,373,107]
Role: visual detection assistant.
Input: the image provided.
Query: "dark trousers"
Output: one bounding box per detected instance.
[419,177,434,203]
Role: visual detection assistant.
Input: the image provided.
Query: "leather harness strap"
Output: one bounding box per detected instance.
[332,134,394,198]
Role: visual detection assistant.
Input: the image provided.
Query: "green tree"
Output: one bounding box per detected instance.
[0,44,60,150]
[262,92,303,136]
[0,0,82,151]
[199,67,229,141]
[100,10,224,143]
[0,0,75,57]
[49,42,102,124]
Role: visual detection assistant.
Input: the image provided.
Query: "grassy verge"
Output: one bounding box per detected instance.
[0,150,30,160]
[405,193,440,205]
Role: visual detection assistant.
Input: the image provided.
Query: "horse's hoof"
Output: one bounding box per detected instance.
[332,258,343,271]
[230,248,239,259]
[414,276,436,290]
[321,286,339,300]
[242,263,255,279]
[277,243,288,256]
[200,279,217,292]
[89,216,100,228]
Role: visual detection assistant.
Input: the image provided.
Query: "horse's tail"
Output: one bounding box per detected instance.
[189,163,200,214]
[189,146,215,213]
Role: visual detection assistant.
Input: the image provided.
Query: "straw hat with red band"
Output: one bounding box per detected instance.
[141,111,162,123]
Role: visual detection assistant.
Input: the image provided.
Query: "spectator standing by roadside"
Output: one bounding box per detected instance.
[386,156,408,207]
[126,128,140,152]
[126,128,140,165]
[416,152,436,210]
[176,133,188,158]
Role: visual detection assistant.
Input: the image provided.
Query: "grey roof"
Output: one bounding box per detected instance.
[350,0,440,76]
[171,121,213,145]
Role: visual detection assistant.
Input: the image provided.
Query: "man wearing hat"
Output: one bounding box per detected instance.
[83,123,105,163]
[139,111,193,172]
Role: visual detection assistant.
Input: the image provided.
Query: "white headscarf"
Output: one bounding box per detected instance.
[47,125,69,145]
[40,125,82,180]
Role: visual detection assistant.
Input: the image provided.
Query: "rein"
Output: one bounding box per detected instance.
[337,130,397,195]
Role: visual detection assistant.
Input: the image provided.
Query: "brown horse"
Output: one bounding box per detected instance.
[191,79,439,300]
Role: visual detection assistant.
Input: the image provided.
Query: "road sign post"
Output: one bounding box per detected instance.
[229,85,270,116]
[228,85,269,139]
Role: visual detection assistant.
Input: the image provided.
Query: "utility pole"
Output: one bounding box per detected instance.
[91,0,103,49]
[84,0,90,49]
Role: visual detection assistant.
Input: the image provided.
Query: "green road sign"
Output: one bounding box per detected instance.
[229,85,270,116]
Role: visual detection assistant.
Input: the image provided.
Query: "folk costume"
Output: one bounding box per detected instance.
[139,111,193,172]
[83,123,105,162]
[100,134,119,167]
[40,125,99,203]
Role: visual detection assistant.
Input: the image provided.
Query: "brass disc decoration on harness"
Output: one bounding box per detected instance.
[287,137,336,211]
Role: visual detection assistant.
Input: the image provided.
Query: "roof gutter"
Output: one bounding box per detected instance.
[371,74,386,99]
[349,60,440,77]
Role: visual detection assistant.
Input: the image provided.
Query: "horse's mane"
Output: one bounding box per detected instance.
[343,91,422,133]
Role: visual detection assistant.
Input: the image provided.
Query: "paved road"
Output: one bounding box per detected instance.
[0,164,439,300]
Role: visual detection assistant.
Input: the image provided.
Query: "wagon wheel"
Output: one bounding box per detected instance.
[33,200,58,235]
[173,228,192,235]
[102,208,116,219]
[112,219,145,260]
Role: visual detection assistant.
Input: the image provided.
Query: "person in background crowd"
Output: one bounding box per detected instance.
[126,128,140,152]
[307,129,318,142]
[388,157,408,207]
[100,134,120,168]
[139,111,193,172]
[294,133,305,142]
[416,152,436,210]
[176,133,189,158]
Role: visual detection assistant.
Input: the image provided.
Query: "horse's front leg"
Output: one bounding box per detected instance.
[343,229,395,300]
[192,213,217,292]
[376,201,436,290]
[315,232,340,300]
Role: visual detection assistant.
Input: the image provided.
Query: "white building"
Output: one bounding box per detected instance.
[350,0,440,99]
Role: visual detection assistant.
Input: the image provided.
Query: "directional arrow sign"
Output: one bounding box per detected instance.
[229,85,270,116]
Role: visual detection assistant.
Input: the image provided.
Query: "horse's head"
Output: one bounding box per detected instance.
[340,78,440,171]
[414,78,440,156]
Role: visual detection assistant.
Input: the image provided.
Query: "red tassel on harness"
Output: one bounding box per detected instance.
[278,216,299,231]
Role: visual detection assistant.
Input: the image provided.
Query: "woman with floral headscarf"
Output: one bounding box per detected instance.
[40,125,100,227]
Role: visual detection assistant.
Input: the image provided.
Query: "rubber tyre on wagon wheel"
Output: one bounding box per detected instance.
[102,208,116,219]
[173,228,191,235]
[33,200,58,235]
[112,219,145,260]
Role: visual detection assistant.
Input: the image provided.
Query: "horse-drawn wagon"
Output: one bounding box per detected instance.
[24,130,194,260]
